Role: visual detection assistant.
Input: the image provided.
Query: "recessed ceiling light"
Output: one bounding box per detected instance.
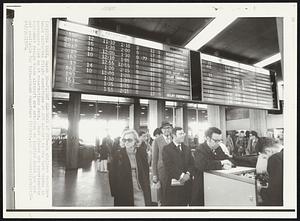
[141,112,144,115]
[89,104,94,107]
[98,110,102,113]
[254,53,281,67]
[185,16,237,50]
[68,16,89,25]
[58,102,63,105]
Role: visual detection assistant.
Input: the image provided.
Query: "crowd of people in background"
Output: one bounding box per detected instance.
[51,121,283,207]
[89,121,283,207]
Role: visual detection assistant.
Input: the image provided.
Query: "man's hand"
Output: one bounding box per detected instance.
[256,181,262,192]
[221,159,233,170]
[152,175,158,183]
[179,173,190,184]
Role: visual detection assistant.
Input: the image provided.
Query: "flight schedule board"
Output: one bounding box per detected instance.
[53,20,191,101]
[200,53,278,110]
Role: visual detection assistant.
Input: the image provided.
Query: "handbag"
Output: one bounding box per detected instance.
[151,181,161,203]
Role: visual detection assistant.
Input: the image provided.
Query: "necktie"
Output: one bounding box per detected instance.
[177,144,182,151]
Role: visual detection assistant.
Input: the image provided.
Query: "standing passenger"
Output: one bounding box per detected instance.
[99,135,112,172]
[138,130,152,166]
[102,134,114,161]
[108,129,151,206]
[246,130,259,155]
[256,137,283,206]
[162,127,194,206]
[191,127,233,206]
[153,127,162,139]
[225,132,234,155]
[151,121,173,206]
[235,131,247,156]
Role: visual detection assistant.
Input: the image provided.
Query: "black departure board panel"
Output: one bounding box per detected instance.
[200,54,278,110]
[53,20,191,101]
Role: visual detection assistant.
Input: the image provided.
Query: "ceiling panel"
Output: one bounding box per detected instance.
[89,18,212,46]
[201,18,279,64]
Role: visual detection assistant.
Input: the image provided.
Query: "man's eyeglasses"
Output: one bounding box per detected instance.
[122,138,134,143]
[211,138,222,143]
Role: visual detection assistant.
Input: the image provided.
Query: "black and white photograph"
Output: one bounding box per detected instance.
[3,2,297,219]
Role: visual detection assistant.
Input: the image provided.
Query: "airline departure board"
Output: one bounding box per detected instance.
[53,20,191,101]
[200,54,278,109]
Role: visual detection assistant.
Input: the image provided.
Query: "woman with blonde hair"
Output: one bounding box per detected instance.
[108,129,151,206]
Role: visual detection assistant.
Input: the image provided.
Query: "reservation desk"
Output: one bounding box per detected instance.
[204,166,257,206]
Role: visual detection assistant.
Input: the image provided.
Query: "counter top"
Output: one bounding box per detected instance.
[205,166,256,184]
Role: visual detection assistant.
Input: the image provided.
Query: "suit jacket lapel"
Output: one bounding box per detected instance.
[170,142,179,152]
[203,142,215,159]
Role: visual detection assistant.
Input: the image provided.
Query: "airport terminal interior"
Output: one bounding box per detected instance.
[51,17,284,207]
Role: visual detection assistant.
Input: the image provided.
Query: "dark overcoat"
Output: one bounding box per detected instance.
[191,142,229,206]
[162,142,194,206]
[260,149,283,206]
[108,145,151,206]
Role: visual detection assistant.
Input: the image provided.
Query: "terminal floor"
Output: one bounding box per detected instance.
[52,158,114,207]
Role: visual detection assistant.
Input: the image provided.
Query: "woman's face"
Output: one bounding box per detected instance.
[122,133,136,150]
[140,133,148,142]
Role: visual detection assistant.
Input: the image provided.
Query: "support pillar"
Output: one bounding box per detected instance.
[175,103,189,145]
[148,100,165,136]
[249,109,267,137]
[175,106,183,128]
[207,105,226,141]
[66,92,81,169]
[129,98,141,131]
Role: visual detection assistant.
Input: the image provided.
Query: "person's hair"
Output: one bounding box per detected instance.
[256,137,281,153]
[138,130,147,137]
[172,127,183,136]
[205,127,222,138]
[120,129,140,147]
[245,130,250,137]
[250,130,258,138]
[153,128,162,137]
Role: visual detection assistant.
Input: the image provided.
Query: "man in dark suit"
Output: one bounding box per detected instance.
[191,127,233,206]
[162,127,194,206]
[256,137,283,206]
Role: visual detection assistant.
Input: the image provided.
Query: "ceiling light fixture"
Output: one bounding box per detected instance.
[185,16,237,51]
[68,16,89,25]
[254,53,281,67]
